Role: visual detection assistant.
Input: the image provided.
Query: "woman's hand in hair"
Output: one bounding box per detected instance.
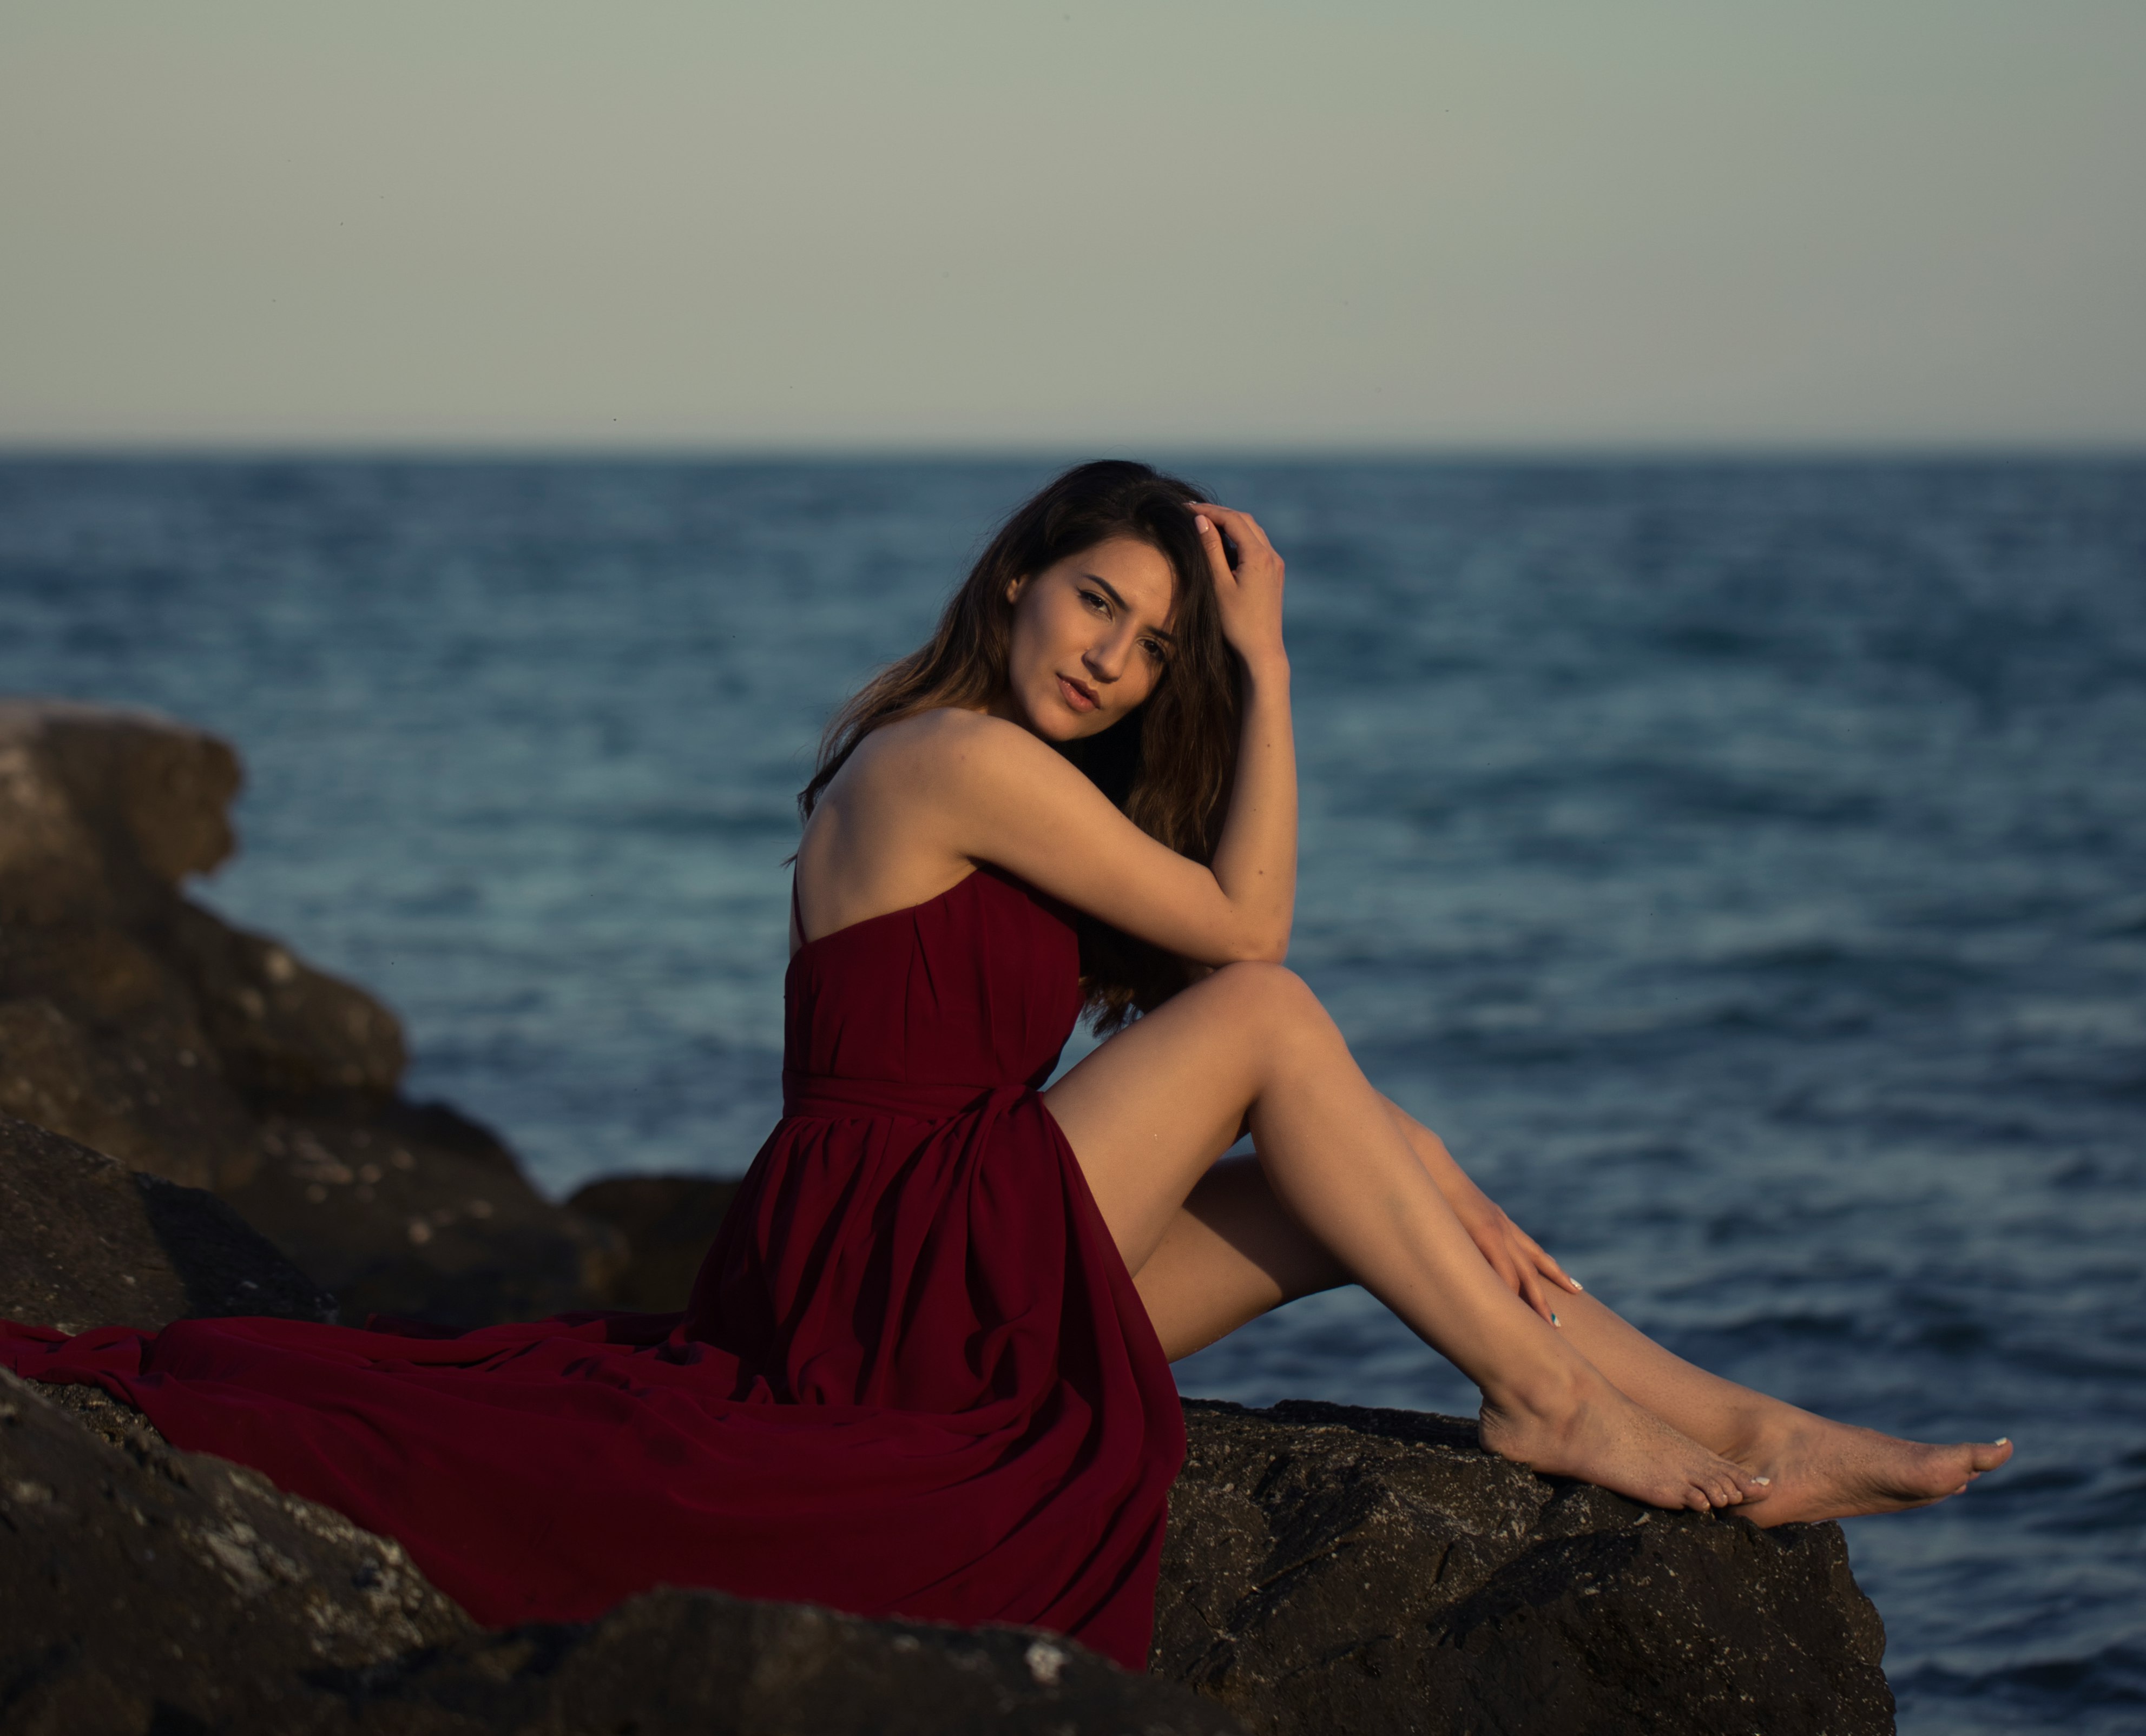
[1191,505,1288,680]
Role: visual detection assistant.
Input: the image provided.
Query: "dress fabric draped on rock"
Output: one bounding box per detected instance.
[0,867,1184,1670]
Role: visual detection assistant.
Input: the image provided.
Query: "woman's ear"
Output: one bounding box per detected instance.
[1004,574,1027,606]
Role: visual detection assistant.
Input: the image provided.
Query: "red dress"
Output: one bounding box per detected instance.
[0,866,1184,1670]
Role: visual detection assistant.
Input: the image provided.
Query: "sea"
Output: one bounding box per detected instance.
[1,456,2140,1731]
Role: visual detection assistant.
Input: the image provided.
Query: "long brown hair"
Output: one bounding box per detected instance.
[799,460,1241,1031]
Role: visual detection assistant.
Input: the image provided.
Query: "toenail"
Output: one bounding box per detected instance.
[1753,1476,1770,1486]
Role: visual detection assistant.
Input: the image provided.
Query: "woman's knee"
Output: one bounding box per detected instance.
[1200,960,1328,1041]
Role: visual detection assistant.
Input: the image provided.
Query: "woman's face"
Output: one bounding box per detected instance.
[997,536,1177,742]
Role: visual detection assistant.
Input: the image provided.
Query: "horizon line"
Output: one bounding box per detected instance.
[2,437,2142,466]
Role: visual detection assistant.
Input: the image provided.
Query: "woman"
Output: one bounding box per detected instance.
[772,458,2009,1510]
[1,461,2009,1673]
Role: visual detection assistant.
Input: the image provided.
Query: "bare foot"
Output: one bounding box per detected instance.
[1737,1415,2013,1526]
[1480,1375,1772,1515]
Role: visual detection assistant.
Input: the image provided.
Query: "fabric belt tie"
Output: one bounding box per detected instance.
[781,1072,1018,1121]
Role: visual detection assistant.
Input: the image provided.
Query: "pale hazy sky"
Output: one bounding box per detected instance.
[2,2,2141,450]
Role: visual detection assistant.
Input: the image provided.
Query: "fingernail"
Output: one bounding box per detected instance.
[1571,1278,1584,1291]
[1996,1437,2010,1445]
[1550,1313,1560,1326]
[1194,514,1212,532]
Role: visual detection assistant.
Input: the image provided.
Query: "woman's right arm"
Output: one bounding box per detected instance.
[893,504,1298,966]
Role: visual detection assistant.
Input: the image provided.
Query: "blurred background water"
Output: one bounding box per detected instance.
[2,457,2141,1732]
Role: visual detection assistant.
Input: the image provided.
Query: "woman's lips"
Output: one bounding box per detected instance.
[1057,674,1100,714]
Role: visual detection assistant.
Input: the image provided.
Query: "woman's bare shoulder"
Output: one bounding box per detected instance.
[845,707,1065,789]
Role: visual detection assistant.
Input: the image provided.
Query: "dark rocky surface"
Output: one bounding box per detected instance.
[566,1171,743,1310]
[0,1368,467,1732]
[0,1112,334,1333]
[0,1369,1240,1735]
[0,698,618,1326]
[1160,1399,1895,1735]
[219,1103,625,1328]
[0,1364,1899,1736]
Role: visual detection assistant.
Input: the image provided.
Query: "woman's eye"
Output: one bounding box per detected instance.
[1081,590,1110,615]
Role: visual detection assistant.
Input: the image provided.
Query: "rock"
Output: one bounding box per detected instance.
[221,1103,626,1327]
[567,1172,743,1310]
[329,1586,1245,1735]
[0,989,255,1191]
[0,697,619,1325]
[0,1363,477,1732]
[0,1362,1897,1736]
[0,697,239,926]
[38,1375,172,1451]
[0,1112,334,1332]
[1156,1398,1895,1736]
[0,1369,1241,1735]
[155,895,406,1103]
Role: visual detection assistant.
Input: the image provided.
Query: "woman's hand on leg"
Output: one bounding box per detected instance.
[1451,1192,1579,1325]
[1379,1095,1581,1324]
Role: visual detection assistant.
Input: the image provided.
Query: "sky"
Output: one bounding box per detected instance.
[1,1,2141,451]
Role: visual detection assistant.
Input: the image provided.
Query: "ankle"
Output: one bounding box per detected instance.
[1720,1400,1787,1461]
[1482,1359,1591,1426]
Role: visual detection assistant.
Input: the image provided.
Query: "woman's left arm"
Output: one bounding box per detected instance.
[1194,504,1297,963]
[1380,1093,1582,1323]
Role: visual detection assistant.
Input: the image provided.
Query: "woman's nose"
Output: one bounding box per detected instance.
[1084,629,1134,680]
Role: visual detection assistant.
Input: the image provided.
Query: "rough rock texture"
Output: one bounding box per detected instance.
[1159,1400,1895,1736]
[220,1100,624,1328]
[0,1369,1240,1735]
[0,1112,335,1332]
[0,1369,1900,1736]
[0,698,620,1325]
[567,1172,743,1310]
[0,1369,466,1733]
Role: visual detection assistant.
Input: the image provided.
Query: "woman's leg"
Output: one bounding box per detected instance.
[1130,1154,1348,1359]
[1127,1087,2014,1523]
[1045,962,1767,1513]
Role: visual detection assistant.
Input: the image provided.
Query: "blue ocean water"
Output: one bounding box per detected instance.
[1,457,2141,1730]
